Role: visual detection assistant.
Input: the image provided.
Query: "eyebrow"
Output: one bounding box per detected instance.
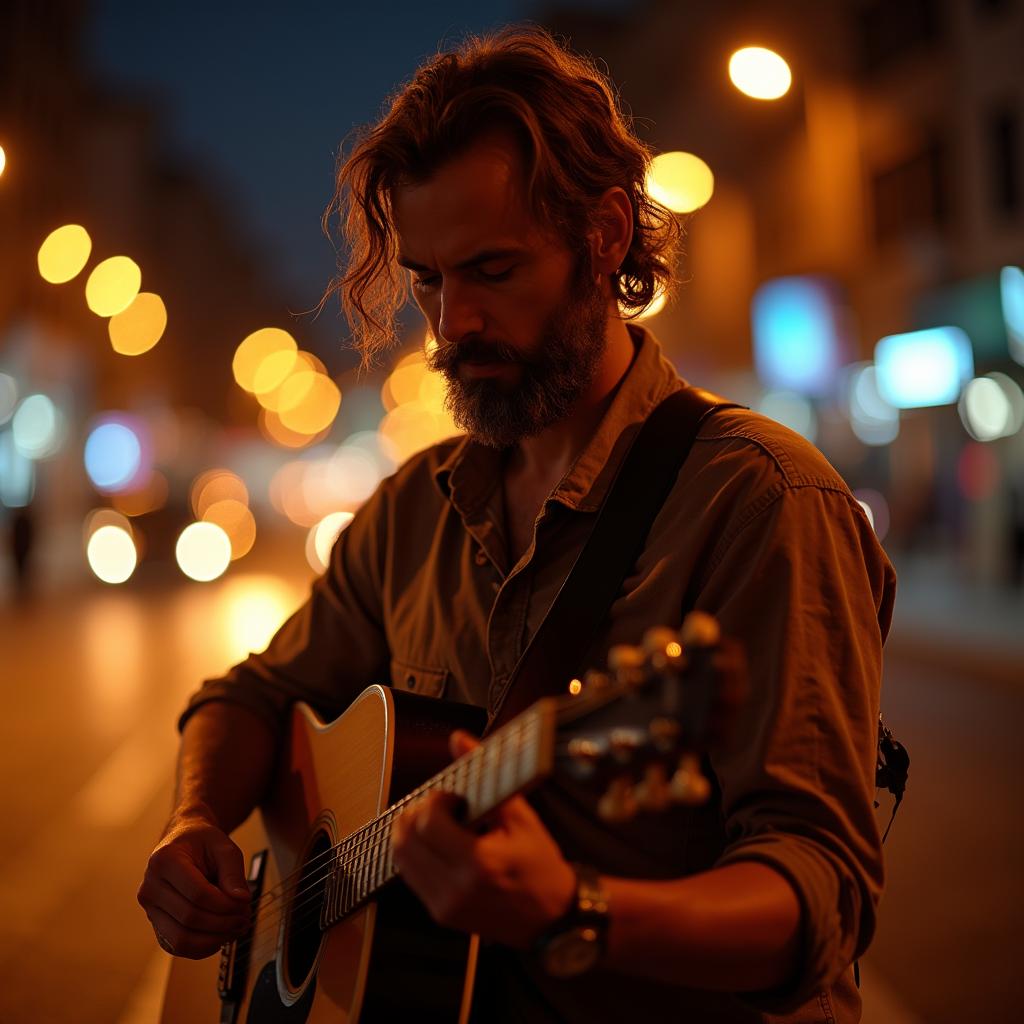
[396,247,527,273]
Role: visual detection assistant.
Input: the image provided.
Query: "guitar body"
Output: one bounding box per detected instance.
[161,685,487,1024]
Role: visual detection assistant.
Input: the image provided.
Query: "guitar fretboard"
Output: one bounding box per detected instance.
[319,702,551,930]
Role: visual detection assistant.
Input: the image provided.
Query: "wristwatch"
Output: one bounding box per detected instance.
[534,863,610,977]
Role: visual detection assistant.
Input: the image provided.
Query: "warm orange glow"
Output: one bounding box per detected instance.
[728,47,792,100]
[0,144,6,177]
[383,352,430,410]
[666,641,683,658]
[38,224,93,284]
[277,373,342,434]
[258,407,325,448]
[176,521,232,582]
[112,471,169,517]
[85,256,142,316]
[202,498,257,560]
[108,292,167,355]
[252,348,299,396]
[378,402,459,463]
[87,525,138,584]
[306,512,355,573]
[257,351,329,411]
[191,469,249,518]
[633,285,667,321]
[233,328,297,393]
[568,678,583,695]
[270,461,318,525]
[647,152,715,214]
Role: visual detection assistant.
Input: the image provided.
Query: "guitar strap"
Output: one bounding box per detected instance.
[485,385,742,734]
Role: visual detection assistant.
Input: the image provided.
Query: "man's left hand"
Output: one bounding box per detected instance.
[391,730,576,948]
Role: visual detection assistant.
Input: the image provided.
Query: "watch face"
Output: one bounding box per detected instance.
[543,927,601,978]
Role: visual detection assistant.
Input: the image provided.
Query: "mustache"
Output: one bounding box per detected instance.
[427,338,524,375]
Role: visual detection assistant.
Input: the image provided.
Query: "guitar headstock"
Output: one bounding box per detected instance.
[548,611,745,823]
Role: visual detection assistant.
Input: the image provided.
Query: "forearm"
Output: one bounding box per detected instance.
[173,700,280,833]
[602,861,802,993]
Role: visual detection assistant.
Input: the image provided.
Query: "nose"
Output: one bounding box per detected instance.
[437,279,485,347]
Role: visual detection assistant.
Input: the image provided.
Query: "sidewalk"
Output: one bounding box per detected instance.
[884,554,1024,685]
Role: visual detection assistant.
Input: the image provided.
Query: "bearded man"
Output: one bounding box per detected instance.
[140,27,895,1023]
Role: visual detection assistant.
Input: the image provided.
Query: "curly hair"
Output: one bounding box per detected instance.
[321,25,680,366]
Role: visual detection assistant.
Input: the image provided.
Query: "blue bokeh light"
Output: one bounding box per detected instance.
[874,327,975,409]
[751,276,845,397]
[84,420,143,492]
[1002,266,1024,366]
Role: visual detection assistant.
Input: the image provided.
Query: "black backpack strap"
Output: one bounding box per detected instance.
[485,385,742,732]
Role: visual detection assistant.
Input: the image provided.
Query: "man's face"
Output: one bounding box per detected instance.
[392,132,608,448]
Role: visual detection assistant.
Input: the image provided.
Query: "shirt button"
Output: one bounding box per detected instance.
[474,549,488,566]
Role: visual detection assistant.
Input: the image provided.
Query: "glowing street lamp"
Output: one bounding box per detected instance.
[729,47,792,100]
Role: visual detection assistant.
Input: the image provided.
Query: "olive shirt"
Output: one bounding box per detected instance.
[181,327,896,1023]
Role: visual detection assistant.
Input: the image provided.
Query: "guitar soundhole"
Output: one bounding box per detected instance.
[283,828,331,993]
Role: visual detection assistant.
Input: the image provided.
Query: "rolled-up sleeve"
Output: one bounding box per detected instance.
[178,478,393,733]
[696,481,896,1010]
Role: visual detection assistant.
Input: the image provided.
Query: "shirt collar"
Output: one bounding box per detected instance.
[432,325,681,514]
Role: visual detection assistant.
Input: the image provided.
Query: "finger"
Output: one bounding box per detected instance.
[448,729,479,759]
[408,793,477,860]
[145,904,231,960]
[158,849,248,914]
[207,836,251,900]
[145,878,250,936]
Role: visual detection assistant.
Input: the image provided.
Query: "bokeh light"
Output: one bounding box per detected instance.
[0,144,5,177]
[874,327,974,408]
[37,224,92,284]
[84,420,144,492]
[108,292,168,355]
[0,373,17,426]
[112,471,169,517]
[87,525,138,584]
[752,277,846,396]
[846,364,899,446]
[729,47,792,100]
[84,508,134,542]
[277,373,342,435]
[85,256,142,316]
[12,394,64,459]
[306,512,355,574]
[633,285,668,322]
[191,469,249,519]
[202,498,257,561]
[219,576,300,663]
[1001,266,1024,366]
[176,521,233,582]
[646,151,715,214]
[258,407,325,448]
[958,372,1024,441]
[757,390,818,443]
[233,327,297,393]
[0,432,35,508]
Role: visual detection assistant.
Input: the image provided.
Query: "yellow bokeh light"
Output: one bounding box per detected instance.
[568,678,583,696]
[219,575,300,663]
[202,498,257,560]
[108,292,167,355]
[383,353,428,411]
[84,508,133,546]
[278,374,342,434]
[306,512,355,574]
[259,408,323,449]
[87,525,138,584]
[85,256,142,316]
[0,144,6,177]
[38,224,93,284]
[378,402,459,463]
[257,351,328,412]
[633,285,667,322]
[728,46,792,101]
[647,152,715,214]
[252,348,299,396]
[233,328,297,393]
[191,469,249,518]
[176,521,232,582]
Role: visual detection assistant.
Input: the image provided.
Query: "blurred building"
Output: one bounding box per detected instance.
[546,0,1024,582]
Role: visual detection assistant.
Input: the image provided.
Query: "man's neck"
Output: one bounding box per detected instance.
[506,315,636,485]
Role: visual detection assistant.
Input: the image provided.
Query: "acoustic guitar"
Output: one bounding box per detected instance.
[160,613,736,1023]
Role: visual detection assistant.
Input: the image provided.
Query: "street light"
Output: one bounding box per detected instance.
[729,47,792,100]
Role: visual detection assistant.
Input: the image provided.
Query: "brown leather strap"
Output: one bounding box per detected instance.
[485,386,741,732]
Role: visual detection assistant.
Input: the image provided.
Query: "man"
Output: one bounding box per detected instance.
[139,27,895,1022]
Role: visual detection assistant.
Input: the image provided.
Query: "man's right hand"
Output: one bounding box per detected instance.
[137,805,252,959]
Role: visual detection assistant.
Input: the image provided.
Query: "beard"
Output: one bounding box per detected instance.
[426,267,609,448]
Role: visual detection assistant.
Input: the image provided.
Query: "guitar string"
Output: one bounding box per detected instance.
[226,722,533,964]
[229,726,529,964]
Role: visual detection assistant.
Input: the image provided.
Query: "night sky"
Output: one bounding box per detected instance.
[84,1,638,342]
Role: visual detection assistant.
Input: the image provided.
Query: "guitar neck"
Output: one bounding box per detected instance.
[320,700,556,930]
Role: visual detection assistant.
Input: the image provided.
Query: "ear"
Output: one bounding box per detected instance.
[588,187,634,278]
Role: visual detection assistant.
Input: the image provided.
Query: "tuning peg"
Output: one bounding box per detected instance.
[679,611,720,648]
[670,753,712,806]
[598,776,637,823]
[634,763,672,812]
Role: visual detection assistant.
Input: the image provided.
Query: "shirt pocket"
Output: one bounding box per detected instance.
[389,657,448,699]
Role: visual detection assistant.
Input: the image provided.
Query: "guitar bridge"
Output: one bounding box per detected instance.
[217,849,267,1023]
